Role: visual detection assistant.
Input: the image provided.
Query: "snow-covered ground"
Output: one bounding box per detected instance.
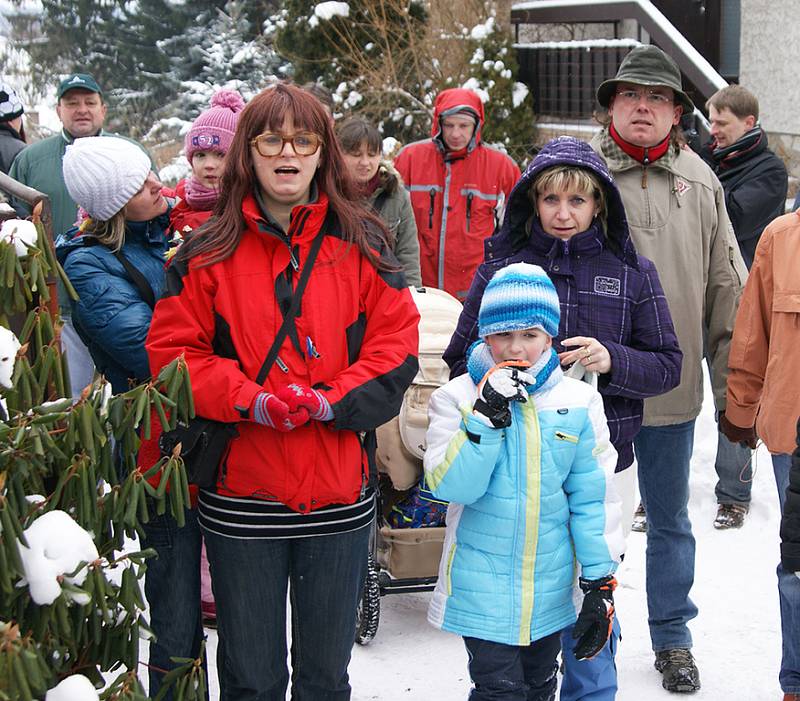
[186,368,785,700]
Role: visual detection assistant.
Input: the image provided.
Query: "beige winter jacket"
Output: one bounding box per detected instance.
[591,130,747,426]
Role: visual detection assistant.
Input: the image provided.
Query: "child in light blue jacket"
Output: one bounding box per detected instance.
[425,263,624,701]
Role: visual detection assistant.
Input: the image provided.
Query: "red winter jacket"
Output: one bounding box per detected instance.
[145,193,419,513]
[394,88,520,300]
[166,180,214,236]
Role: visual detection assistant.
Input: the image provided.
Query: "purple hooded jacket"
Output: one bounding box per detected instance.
[443,136,682,470]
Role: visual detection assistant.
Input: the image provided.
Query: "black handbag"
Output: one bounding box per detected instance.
[158,418,239,489]
[158,214,331,489]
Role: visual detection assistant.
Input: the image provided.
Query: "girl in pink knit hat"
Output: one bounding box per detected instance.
[166,90,244,627]
[168,90,245,238]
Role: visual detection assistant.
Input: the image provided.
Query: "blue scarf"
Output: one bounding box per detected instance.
[466,341,563,396]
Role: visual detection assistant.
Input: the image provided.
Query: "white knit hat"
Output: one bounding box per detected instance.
[63,137,152,221]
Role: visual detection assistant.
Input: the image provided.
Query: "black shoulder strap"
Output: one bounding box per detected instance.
[113,250,156,309]
[255,211,333,385]
[82,236,156,309]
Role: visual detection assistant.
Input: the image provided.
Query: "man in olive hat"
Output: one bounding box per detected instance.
[567,45,746,696]
[9,72,155,398]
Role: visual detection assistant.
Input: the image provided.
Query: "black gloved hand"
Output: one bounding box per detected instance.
[719,411,757,449]
[572,575,616,661]
[473,366,534,428]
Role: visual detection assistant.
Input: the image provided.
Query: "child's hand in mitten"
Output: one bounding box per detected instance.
[473,366,534,428]
[573,576,616,661]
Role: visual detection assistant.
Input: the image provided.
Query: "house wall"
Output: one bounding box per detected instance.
[739,0,800,191]
[739,0,797,136]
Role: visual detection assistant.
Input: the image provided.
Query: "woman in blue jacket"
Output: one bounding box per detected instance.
[444,136,682,700]
[57,136,204,701]
[56,135,169,394]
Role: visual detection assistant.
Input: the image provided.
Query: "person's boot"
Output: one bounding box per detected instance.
[783,694,800,700]
[631,501,647,532]
[654,649,701,692]
[713,503,749,529]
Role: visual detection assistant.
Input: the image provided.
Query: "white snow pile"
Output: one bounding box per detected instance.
[314,2,350,20]
[382,137,400,159]
[45,674,99,701]
[0,326,21,390]
[461,78,490,104]
[512,82,530,108]
[0,218,38,257]
[470,17,496,41]
[18,510,99,606]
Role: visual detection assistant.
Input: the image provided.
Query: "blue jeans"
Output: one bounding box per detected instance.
[634,421,698,651]
[464,632,560,701]
[559,617,620,701]
[714,426,753,505]
[141,506,206,701]
[772,454,800,694]
[204,524,369,701]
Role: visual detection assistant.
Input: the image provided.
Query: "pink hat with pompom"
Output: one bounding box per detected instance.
[185,90,245,162]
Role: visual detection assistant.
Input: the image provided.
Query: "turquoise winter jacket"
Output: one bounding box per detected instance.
[424,373,624,646]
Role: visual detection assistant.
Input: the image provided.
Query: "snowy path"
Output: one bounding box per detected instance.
[195,373,784,700]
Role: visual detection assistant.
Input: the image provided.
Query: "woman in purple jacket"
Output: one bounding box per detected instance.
[443,135,681,701]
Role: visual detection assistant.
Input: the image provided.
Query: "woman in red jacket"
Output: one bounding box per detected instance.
[146,83,419,701]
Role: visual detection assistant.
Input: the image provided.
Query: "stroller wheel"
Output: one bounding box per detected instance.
[355,553,380,645]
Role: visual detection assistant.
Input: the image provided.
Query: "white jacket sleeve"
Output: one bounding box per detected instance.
[423,380,505,505]
[563,391,625,580]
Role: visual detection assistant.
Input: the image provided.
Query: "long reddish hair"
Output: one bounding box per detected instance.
[178,82,388,266]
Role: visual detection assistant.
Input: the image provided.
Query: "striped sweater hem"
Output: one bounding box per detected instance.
[198,488,375,539]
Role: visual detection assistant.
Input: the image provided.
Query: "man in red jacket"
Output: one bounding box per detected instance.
[394,88,520,300]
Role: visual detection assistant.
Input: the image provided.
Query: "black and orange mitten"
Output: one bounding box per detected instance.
[572,575,617,661]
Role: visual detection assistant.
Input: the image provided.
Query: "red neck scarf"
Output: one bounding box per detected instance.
[610,122,670,165]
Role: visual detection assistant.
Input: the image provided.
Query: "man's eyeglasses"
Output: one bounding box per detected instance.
[615,89,673,106]
[250,132,323,157]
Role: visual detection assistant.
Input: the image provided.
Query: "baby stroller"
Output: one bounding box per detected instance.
[355,286,462,644]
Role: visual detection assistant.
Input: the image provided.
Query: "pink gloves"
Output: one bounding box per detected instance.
[252,384,333,431]
[276,384,334,422]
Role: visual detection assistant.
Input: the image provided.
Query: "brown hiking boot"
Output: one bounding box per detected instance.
[713,503,749,529]
[655,649,701,693]
[783,694,800,700]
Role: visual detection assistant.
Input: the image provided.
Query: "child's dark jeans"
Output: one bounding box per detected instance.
[464,632,560,700]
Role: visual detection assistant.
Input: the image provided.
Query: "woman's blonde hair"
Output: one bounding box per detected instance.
[80,211,127,252]
[529,165,607,228]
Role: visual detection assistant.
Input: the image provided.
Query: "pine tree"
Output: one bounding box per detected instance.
[462,15,537,162]
[167,0,288,123]
[6,0,229,138]
[0,212,201,700]
[274,0,429,142]
[273,0,534,153]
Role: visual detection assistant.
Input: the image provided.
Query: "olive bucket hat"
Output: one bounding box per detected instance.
[596,45,694,114]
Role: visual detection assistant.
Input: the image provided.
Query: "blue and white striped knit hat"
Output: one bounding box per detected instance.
[478,263,560,338]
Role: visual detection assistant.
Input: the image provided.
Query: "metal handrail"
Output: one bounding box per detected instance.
[511,0,728,100]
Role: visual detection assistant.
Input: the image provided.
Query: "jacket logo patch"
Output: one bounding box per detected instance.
[674,178,692,196]
[594,276,621,296]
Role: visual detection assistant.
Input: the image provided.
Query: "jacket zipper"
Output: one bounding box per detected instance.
[428,188,436,229]
[641,149,650,188]
[554,431,579,444]
[466,192,474,232]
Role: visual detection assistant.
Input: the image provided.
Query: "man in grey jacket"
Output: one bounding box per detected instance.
[591,46,747,694]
